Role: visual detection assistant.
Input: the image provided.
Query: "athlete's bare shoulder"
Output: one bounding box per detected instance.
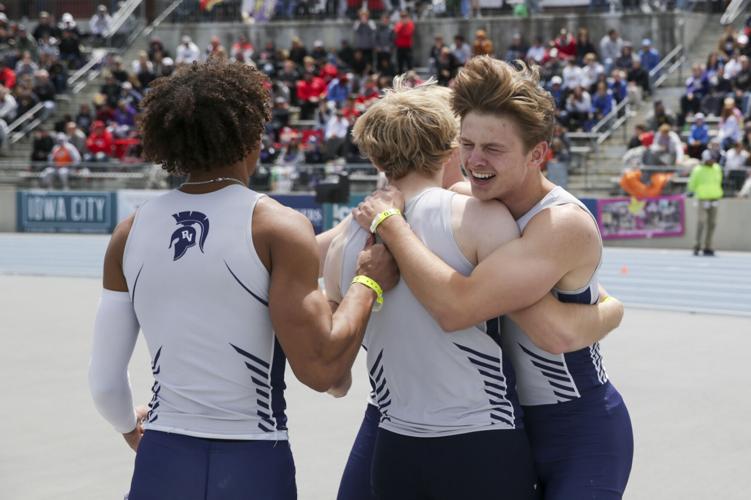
[253,195,318,272]
[526,202,599,250]
[524,203,601,284]
[451,193,519,264]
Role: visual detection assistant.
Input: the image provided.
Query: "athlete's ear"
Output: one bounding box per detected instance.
[527,141,549,169]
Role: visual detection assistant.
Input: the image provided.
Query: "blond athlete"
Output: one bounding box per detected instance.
[354,57,633,499]
[328,78,623,500]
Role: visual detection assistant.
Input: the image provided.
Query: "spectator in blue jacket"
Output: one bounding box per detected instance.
[680,63,709,126]
[327,74,350,105]
[592,81,614,123]
[688,112,710,158]
[639,39,660,72]
[609,69,628,103]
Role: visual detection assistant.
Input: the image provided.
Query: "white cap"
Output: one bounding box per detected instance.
[62,13,74,22]
[162,57,174,65]
[694,112,705,120]
[551,75,562,85]
[701,149,713,163]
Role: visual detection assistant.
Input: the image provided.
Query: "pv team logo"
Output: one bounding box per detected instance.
[169,211,210,261]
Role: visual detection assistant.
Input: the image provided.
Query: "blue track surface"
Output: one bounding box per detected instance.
[1,234,749,316]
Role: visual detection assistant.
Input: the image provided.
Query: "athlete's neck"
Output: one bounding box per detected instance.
[502,174,558,220]
[179,151,258,194]
[388,171,443,202]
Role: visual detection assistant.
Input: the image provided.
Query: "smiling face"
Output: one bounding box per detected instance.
[459,111,545,202]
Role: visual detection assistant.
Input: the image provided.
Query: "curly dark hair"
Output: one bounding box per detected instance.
[139,61,271,174]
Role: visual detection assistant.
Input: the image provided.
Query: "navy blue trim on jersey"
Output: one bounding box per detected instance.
[130,263,144,305]
[486,317,525,427]
[146,346,162,424]
[128,430,297,500]
[454,342,515,428]
[223,260,268,307]
[556,287,593,305]
[555,287,608,395]
[519,344,579,402]
[230,342,280,433]
[369,350,392,422]
[270,338,288,431]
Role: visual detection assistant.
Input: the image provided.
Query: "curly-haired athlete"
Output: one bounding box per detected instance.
[354,57,634,499]
[88,61,398,500]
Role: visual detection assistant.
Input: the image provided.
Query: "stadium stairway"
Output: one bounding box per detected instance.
[566,13,725,197]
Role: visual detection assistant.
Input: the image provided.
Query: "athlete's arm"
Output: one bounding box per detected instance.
[256,199,398,393]
[508,291,624,354]
[321,241,354,397]
[453,196,622,353]
[316,216,349,276]
[89,215,144,451]
[353,188,599,332]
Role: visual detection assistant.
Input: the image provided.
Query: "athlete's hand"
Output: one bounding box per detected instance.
[356,236,399,293]
[352,186,406,232]
[122,405,149,453]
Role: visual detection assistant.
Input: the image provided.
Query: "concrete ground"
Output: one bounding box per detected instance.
[1,236,750,499]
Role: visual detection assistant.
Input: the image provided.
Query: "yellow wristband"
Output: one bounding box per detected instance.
[369,208,402,234]
[352,275,384,311]
[601,295,614,304]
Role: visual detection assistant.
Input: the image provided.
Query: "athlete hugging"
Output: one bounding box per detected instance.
[89,58,632,500]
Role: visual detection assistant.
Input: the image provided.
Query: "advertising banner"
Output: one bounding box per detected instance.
[16,190,117,234]
[597,195,685,240]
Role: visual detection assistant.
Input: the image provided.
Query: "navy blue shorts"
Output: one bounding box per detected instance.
[128,430,297,500]
[337,403,379,500]
[524,382,633,500]
[371,427,540,500]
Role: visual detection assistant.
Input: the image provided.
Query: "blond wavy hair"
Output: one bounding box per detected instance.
[452,56,556,151]
[352,77,458,180]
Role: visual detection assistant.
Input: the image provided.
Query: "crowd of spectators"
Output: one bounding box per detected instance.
[0,4,101,153]
[621,19,751,198]
[30,8,664,191]
[185,0,704,24]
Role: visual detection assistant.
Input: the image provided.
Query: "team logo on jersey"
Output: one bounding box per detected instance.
[169,211,210,261]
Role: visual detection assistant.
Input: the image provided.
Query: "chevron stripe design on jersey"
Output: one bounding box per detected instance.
[147,346,162,423]
[454,343,516,428]
[589,342,608,384]
[231,343,278,433]
[369,349,391,423]
[519,343,578,403]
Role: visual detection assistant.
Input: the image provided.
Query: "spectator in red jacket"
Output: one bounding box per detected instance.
[296,72,326,120]
[554,28,577,61]
[394,10,414,74]
[0,60,15,89]
[85,120,114,160]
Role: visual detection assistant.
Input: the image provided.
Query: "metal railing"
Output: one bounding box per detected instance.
[105,0,144,38]
[721,0,751,25]
[649,45,685,91]
[567,43,686,154]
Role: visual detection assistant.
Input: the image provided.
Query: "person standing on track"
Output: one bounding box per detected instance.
[353,57,634,499]
[88,61,398,500]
